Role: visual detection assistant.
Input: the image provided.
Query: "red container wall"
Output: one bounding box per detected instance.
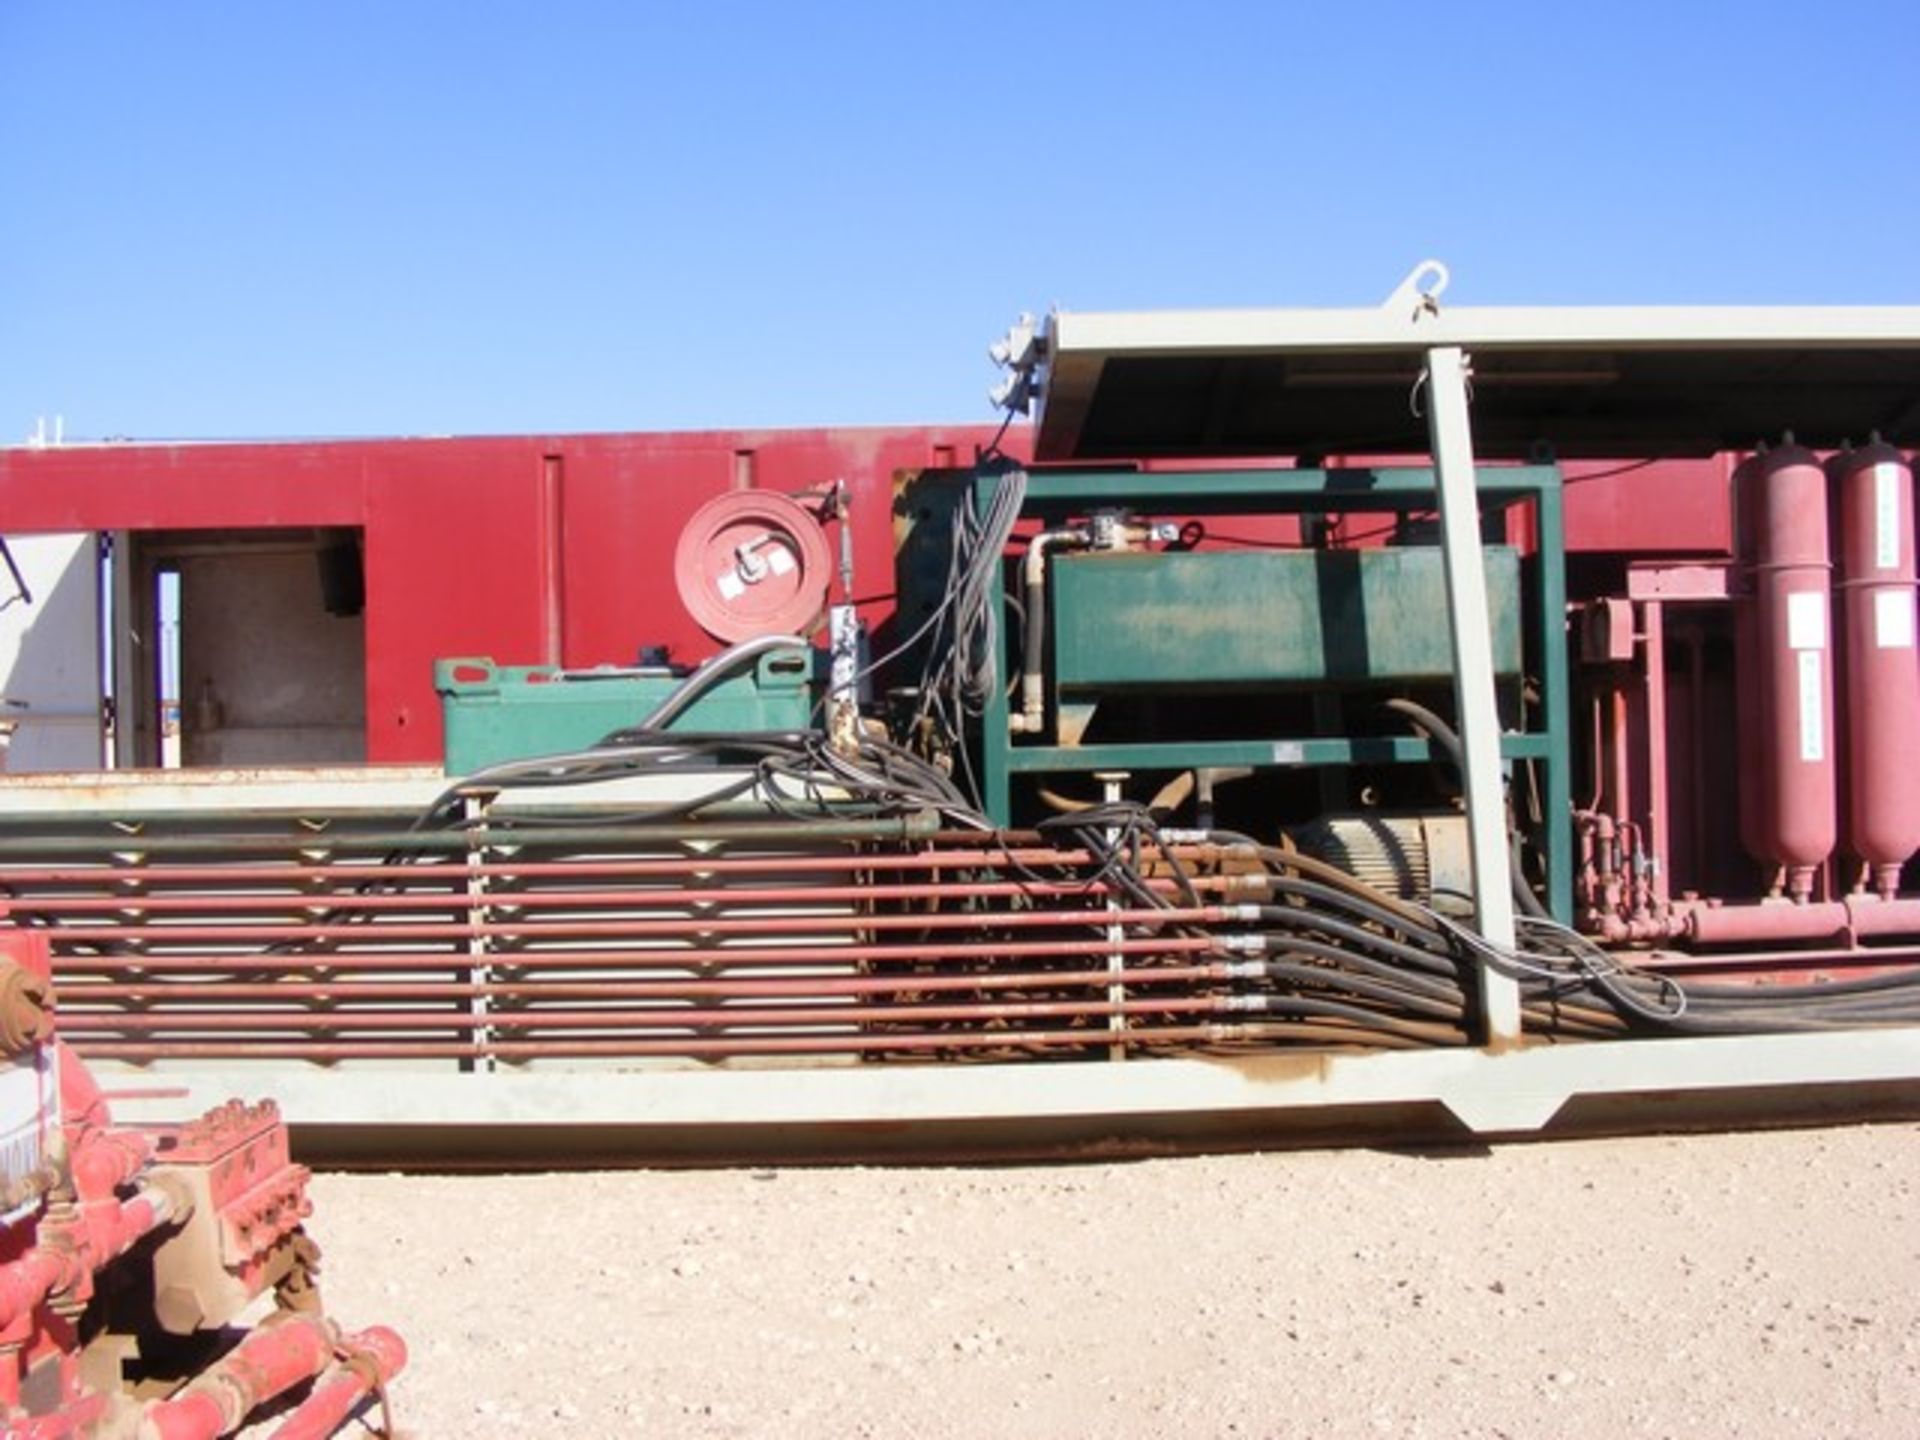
[0,426,1020,763]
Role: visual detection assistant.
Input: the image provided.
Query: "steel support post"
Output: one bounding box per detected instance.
[1533,474,1574,923]
[1422,346,1523,1047]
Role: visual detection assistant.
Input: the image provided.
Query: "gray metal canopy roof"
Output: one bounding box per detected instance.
[1029,264,1920,461]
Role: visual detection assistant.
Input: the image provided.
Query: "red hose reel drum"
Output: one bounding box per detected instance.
[673,491,832,643]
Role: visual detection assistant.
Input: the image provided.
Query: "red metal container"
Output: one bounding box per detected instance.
[1753,442,1837,900]
[1832,439,1920,896]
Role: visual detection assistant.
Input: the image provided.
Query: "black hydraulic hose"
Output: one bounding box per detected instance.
[638,635,809,732]
[1673,968,1920,1001]
[1256,906,1461,979]
[1232,991,1470,1041]
[1256,934,1467,1002]
[1203,831,1449,938]
[1256,960,1468,1022]
[1380,698,1551,921]
[1260,876,1453,952]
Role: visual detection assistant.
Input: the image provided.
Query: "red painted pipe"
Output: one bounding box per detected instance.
[76,1024,1245,1061]
[1642,598,1671,906]
[0,846,1109,889]
[10,874,1244,916]
[1613,895,1920,947]
[1842,896,1920,938]
[1632,941,1920,974]
[60,965,1227,1002]
[141,1316,337,1440]
[263,1326,407,1440]
[1832,441,1920,895]
[46,936,1221,973]
[0,1251,71,1338]
[58,995,1243,1032]
[35,904,1239,944]
[0,1185,178,1337]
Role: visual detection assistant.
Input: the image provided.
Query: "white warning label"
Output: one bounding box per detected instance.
[1876,588,1916,649]
[1798,648,1824,763]
[1787,590,1828,651]
[1877,464,1903,571]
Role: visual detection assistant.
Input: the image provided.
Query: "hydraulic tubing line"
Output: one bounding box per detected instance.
[58,996,1278,1031]
[63,966,1229,1003]
[1381,698,1550,921]
[39,904,1246,944]
[1256,907,1458,975]
[0,812,946,857]
[0,847,1117,887]
[636,635,810,732]
[43,937,1223,973]
[11,875,1250,917]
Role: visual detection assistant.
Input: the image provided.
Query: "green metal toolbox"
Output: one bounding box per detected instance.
[434,650,811,774]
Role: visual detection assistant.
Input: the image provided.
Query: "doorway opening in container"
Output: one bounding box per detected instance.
[118,527,368,769]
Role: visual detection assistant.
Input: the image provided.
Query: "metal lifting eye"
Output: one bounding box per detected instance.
[1384,259,1451,319]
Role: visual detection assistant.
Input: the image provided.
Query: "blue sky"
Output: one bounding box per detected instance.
[4,2,1918,441]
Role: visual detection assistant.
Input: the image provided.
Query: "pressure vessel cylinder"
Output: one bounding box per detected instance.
[1731,456,1771,867]
[1754,442,1837,901]
[1833,439,1920,896]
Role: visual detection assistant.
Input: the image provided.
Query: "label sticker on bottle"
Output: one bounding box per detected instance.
[1877,464,1902,571]
[1786,590,1827,651]
[1798,648,1824,762]
[1876,588,1916,649]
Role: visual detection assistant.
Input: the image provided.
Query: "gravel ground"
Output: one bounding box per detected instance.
[297,1123,1920,1439]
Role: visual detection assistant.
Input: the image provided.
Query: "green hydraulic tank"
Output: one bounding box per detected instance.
[1049,546,1523,691]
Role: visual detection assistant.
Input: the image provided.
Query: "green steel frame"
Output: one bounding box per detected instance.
[973,464,1573,922]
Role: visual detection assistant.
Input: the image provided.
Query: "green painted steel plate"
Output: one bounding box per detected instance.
[1051,547,1522,689]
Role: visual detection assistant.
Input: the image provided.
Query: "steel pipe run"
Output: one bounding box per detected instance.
[0,846,1110,889]
[58,996,1271,1033]
[0,812,945,858]
[0,1183,181,1338]
[47,937,1222,974]
[60,965,1230,1003]
[139,1315,339,1440]
[1591,896,1920,948]
[7,874,1256,917]
[26,904,1250,946]
[263,1327,407,1440]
